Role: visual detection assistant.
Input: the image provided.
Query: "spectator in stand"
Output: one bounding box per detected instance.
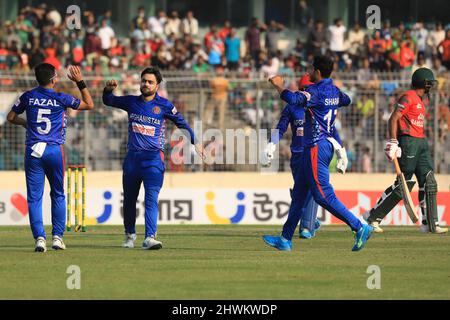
[207,34,224,67]
[412,53,431,73]
[182,10,198,37]
[403,28,417,53]
[204,24,217,51]
[427,22,445,57]
[399,37,416,70]
[346,22,365,66]
[368,30,387,71]
[387,30,402,70]
[412,21,428,56]
[165,11,182,38]
[192,55,209,73]
[0,41,9,69]
[131,21,151,53]
[307,20,326,56]
[381,20,392,40]
[432,56,447,75]
[261,53,280,77]
[98,19,115,55]
[437,29,450,70]
[328,18,347,61]
[218,20,232,40]
[265,20,284,56]
[132,6,147,30]
[225,28,241,71]
[191,41,208,65]
[298,0,314,36]
[148,10,167,37]
[205,66,229,131]
[98,10,113,27]
[43,47,61,70]
[245,17,266,62]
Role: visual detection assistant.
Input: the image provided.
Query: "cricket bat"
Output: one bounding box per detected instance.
[393,157,419,223]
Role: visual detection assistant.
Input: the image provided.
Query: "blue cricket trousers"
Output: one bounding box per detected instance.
[290,152,319,232]
[122,150,164,238]
[282,140,362,240]
[25,144,66,239]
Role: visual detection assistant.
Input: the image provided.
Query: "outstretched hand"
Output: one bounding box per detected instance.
[67,65,83,82]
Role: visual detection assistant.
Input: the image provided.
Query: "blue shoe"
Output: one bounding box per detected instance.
[299,229,314,239]
[314,219,322,231]
[262,235,292,251]
[352,224,374,252]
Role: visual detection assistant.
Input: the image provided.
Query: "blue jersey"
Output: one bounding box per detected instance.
[11,86,81,146]
[280,78,350,147]
[103,91,196,152]
[270,104,305,153]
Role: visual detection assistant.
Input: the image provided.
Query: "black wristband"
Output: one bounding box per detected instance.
[76,80,87,90]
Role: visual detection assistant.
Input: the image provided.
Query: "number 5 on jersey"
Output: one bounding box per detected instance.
[37,109,51,134]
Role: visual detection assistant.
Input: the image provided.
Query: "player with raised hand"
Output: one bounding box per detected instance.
[363,68,448,234]
[263,55,373,252]
[103,66,205,250]
[6,63,94,252]
[263,74,348,239]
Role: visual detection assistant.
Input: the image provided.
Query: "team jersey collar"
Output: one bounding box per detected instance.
[37,86,55,92]
[316,78,333,86]
[140,92,160,103]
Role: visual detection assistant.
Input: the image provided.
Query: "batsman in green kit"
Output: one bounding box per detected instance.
[363,68,448,234]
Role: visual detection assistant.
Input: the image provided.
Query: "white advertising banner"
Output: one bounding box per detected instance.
[0,188,448,226]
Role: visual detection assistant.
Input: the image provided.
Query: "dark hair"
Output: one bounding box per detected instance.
[34,63,56,85]
[141,66,163,84]
[313,55,334,78]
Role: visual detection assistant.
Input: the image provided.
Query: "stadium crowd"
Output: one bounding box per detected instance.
[0,3,449,173]
[0,3,449,74]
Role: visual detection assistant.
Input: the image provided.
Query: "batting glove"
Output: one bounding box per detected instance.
[385,139,402,161]
[335,147,348,174]
[261,142,276,167]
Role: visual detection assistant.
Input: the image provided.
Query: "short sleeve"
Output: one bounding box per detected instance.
[11,93,27,114]
[59,92,81,110]
[305,86,320,108]
[339,90,352,107]
[396,94,410,114]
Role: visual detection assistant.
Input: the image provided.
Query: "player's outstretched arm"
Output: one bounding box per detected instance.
[268,75,309,106]
[102,80,129,110]
[68,66,94,110]
[6,111,27,129]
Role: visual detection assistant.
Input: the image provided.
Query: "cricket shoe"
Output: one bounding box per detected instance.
[368,221,384,233]
[35,237,47,253]
[142,236,162,250]
[52,235,66,250]
[420,224,448,234]
[262,235,292,251]
[352,224,374,252]
[299,228,314,239]
[314,219,322,231]
[122,233,137,248]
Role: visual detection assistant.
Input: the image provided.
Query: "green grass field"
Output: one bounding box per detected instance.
[0,225,449,299]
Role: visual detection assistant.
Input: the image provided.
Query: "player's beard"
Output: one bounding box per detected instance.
[141,87,154,97]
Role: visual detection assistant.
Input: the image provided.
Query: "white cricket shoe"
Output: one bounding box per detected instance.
[35,237,47,252]
[435,226,449,234]
[142,236,162,250]
[122,233,137,248]
[369,221,384,233]
[420,224,448,234]
[52,235,66,250]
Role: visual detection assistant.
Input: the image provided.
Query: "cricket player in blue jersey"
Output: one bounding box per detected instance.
[263,74,349,239]
[7,64,94,252]
[102,67,205,250]
[263,55,373,252]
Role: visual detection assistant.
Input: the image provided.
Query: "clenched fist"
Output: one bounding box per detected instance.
[104,80,118,92]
